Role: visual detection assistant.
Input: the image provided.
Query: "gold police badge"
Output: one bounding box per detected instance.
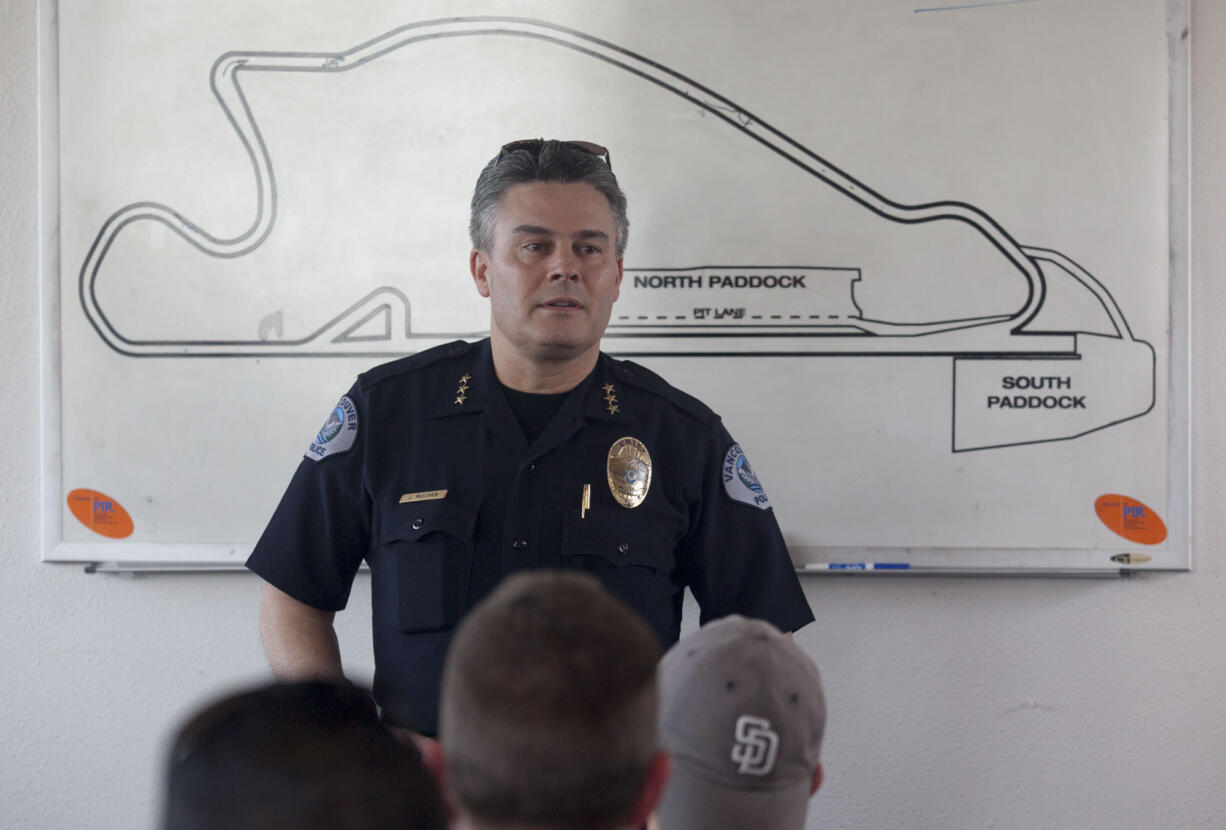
[607,437,652,508]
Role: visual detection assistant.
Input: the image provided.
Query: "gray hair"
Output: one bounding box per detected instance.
[469,139,629,258]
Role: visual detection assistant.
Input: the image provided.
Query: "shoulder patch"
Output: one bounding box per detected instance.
[722,444,772,510]
[306,396,359,461]
[609,358,718,424]
[359,340,473,389]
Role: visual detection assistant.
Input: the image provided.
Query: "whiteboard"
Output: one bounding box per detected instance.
[41,0,1190,574]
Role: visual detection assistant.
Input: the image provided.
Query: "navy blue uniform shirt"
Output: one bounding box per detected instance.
[248,339,813,735]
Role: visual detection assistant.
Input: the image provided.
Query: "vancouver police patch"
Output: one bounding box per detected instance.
[305,396,359,461]
[722,444,771,510]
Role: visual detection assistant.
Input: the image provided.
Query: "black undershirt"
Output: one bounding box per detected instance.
[500,383,570,443]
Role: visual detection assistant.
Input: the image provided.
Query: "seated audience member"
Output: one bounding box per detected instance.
[161,680,447,830]
[431,570,670,830]
[655,615,826,830]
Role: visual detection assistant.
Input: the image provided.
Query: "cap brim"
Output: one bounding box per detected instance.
[655,763,812,830]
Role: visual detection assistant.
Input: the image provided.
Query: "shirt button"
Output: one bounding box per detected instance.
[512,539,528,550]
[527,463,536,473]
[411,518,424,530]
[617,542,630,555]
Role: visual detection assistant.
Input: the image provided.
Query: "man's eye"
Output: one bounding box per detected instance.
[580,245,602,255]
[522,242,546,253]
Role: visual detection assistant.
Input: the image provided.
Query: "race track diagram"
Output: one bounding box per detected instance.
[75,17,1156,453]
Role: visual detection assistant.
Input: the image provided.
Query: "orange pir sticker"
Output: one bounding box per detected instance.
[1095,494,1166,545]
[67,489,134,539]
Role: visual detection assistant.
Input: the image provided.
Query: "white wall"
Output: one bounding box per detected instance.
[3,2,1224,828]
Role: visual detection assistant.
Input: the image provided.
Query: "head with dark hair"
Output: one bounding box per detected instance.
[161,680,447,830]
[470,139,629,258]
[438,571,666,830]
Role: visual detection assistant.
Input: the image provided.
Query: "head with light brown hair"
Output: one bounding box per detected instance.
[435,570,668,830]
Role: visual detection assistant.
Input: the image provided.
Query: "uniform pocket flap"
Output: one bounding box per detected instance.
[375,496,478,545]
[562,511,673,572]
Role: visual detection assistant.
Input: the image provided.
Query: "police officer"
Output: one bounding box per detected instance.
[248,139,813,738]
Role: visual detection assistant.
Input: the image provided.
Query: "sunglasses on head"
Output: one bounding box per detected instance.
[497,139,612,170]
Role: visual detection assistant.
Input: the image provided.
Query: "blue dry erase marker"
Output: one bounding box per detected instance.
[804,562,911,571]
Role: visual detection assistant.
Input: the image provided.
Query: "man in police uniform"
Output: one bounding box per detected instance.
[248,139,813,738]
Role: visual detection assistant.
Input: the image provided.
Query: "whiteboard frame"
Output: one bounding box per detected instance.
[38,0,1191,574]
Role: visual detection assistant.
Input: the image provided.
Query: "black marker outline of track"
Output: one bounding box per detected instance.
[77,16,1148,375]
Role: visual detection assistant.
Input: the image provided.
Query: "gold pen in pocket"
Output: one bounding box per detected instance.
[581,484,591,519]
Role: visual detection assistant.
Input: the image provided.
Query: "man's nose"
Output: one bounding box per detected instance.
[548,248,581,282]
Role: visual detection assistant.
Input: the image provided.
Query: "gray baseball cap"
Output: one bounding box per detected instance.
[656,615,826,830]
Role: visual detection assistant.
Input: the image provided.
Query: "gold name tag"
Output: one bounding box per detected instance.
[399,489,448,504]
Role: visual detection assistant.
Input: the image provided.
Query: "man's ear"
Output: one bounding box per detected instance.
[810,762,824,795]
[612,256,624,302]
[420,737,445,784]
[419,739,457,822]
[628,751,670,828]
[470,249,492,298]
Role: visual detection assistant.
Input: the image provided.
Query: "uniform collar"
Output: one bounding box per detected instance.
[427,339,496,419]
[582,352,641,427]
[426,342,640,428]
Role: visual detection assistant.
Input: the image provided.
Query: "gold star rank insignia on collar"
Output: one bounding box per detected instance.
[603,383,619,415]
[454,373,472,406]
